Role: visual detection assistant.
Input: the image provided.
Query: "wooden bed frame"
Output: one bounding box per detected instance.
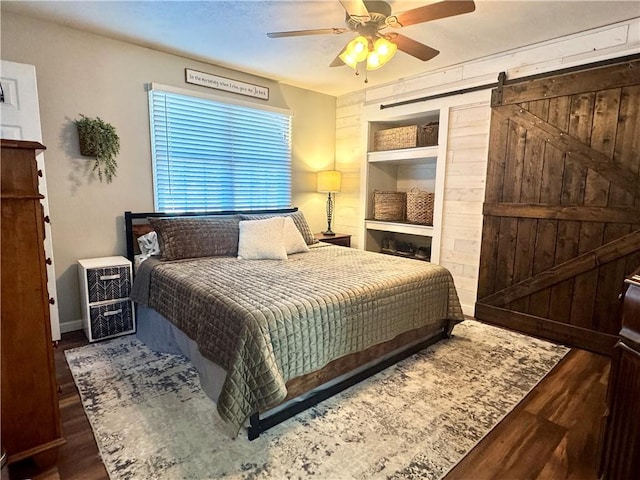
[124,209,454,439]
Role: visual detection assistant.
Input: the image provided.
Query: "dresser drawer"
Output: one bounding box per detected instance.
[86,266,131,303]
[89,300,134,341]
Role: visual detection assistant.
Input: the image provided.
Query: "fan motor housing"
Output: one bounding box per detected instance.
[345,0,392,33]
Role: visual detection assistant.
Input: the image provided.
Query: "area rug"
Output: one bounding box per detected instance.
[65,319,568,480]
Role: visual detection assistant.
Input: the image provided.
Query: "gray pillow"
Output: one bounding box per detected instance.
[239,210,318,245]
[148,216,240,261]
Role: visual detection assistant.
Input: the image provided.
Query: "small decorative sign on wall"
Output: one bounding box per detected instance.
[185,68,269,100]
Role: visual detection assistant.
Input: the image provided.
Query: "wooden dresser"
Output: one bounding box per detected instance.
[599,267,640,479]
[1,139,64,470]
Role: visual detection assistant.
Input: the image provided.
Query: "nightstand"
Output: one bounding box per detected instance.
[314,232,351,247]
[78,256,135,342]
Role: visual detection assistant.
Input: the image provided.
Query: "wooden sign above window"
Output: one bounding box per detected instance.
[185,68,269,100]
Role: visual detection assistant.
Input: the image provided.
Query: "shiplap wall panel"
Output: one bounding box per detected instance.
[439,104,490,314]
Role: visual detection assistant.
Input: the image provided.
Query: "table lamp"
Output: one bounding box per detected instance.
[317,170,342,236]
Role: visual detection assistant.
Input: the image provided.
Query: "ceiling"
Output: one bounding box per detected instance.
[3,1,639,97]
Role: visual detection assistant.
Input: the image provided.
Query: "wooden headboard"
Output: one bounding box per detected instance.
[124,208,299,265]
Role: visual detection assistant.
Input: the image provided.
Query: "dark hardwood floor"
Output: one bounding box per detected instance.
[9,328,610,480]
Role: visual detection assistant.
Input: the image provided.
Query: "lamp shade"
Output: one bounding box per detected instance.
[317,170,342,193]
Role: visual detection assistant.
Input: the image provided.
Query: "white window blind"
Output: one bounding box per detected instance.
[149,88,292,212]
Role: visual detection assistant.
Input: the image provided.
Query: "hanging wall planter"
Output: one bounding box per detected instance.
[75,114,120,183]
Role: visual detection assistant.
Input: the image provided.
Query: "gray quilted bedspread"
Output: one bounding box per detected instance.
[131,244,464,434]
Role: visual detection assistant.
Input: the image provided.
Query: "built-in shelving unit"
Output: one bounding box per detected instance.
[361,105,448,264]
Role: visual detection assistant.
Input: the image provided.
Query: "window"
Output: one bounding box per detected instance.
[149,86,292,212]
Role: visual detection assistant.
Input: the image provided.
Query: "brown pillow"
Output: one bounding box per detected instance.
[239,210,318,245]
[148,216,240,261]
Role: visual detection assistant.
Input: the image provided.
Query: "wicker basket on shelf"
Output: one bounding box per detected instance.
[373,123,439,151]
[373,191,406,221]
[406,188,434,225]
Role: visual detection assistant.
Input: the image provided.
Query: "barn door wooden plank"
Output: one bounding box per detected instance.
[549,94,586,322]
[483,204,640,223]
[572,88,621,327]
[609,85,640,207]
[595,84,640,332]
[618,85,640,294]
[567,92,599,329]
[480,230,640,307]
[495,120,526,294]
[529,96,569,319]
[510,100,548,312]
[495,104,640,198]
[497,59,640,106]
[475,304,618,355]
[478,109,510,299]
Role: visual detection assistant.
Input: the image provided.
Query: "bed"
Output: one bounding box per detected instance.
[125,208,464,440]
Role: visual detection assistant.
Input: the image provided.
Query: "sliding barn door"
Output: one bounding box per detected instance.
[476,59,640,355]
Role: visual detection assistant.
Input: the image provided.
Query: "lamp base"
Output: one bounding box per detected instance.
[322,230,336,236]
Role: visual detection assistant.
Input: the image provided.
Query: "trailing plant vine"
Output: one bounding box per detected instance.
[75,114,120,183]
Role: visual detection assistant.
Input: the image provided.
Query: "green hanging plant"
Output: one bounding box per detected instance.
[75,114,120,183]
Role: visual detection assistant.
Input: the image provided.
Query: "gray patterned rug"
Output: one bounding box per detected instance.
[65,320,568,480]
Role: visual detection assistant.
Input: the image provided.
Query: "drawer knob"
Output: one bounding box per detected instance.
[49,297,56,305]
[38,169,43,177]
[44,215,51,224]
[46,257,52,265]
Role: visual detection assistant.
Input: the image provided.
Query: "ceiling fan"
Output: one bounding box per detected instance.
[267,0,476,71]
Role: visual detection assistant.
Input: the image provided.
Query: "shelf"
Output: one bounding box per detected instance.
[367,146,438,165]
[365,220,435,237]
[380,249,431,262]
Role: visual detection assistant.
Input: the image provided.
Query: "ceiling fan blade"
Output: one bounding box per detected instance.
[339,0,370,20]
[392,0,475,27]
[388,33,440,62]
[267,28,348,38]
[330,50,347,67]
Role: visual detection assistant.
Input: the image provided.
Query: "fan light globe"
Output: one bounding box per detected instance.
[366,37,397,70]
[340,35,369,68]
[367,52,381,70]
[349,35,369,62]
[339,51,359,69]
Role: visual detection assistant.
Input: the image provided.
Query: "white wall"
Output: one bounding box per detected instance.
[335,18,640,315]
[1,11,336,332]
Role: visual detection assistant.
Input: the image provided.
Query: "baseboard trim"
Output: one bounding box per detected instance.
[60,319,83,334]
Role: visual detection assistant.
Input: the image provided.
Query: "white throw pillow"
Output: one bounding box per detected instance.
[237,217,288,260]
[283,216,310,254]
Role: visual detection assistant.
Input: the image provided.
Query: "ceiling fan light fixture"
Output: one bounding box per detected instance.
[366,37,397,70]
[340,35,369,67]
[339,51,359,69]
[366,51,382,70]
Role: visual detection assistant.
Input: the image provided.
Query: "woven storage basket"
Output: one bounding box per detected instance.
[406,188,434,225]
[373,122,439,151]
[373,191,406,221]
